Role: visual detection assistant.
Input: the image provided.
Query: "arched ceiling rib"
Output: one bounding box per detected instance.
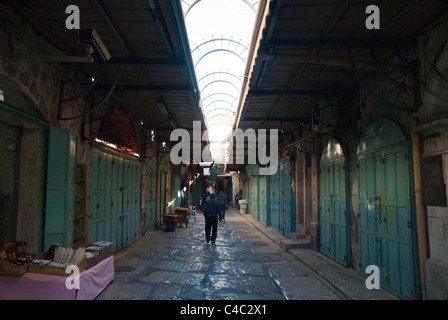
[202,92,239,107]
[200,79,241,95]
[204,108,236,118]
[198,71,243,89]
[192,38,248,68]
[202,100,237,114]
[182,0,258,17]
[206,115,233,127]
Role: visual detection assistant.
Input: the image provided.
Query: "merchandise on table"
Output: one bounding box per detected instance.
[29,245,87,276]
[0,241,35,276]
[1,240,113,276]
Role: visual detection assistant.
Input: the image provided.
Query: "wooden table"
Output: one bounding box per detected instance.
[162,213,189,228]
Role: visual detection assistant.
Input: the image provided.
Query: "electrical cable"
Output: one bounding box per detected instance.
[61,66,104,103]
[370,47,414,90]
[91,88,125,121]
[59,66,121,121]
[347,47,410,113]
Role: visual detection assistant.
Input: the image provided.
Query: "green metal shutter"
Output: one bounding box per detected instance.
[44,127,76,249]
[146,159,157,232]
[258,175,269,225]
[357,118,417,299]
[89,149,141,251]
[319,139,349,266]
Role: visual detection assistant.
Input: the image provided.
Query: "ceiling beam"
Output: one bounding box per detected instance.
[242,117,308,122]
[107,57,184,66]
[262,36,416,49]
[247,88,343,96]
[258,51,396,71]
[96,84,192,91]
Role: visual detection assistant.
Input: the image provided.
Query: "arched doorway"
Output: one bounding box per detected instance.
[357,118,419,299]
[319,138,350,266]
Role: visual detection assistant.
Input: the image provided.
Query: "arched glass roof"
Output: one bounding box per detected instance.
[181,0,259,164]
[182,0,258,17]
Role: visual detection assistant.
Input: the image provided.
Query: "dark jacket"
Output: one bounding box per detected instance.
[203,197,220,219]
[217,194,228,206]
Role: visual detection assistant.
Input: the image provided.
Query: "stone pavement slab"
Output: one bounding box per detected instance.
[96,209,397,300]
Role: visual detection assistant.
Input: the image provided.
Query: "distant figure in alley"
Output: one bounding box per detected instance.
[202,193,220,244]
[217,191,228,221]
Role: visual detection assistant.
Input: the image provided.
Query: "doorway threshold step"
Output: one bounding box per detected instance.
[280,238,311,252]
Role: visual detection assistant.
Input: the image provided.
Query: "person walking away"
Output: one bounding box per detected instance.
[202,193,220,244]
[217,191,228,221]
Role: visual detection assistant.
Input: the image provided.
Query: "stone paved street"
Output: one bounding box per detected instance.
[97,209,397,300]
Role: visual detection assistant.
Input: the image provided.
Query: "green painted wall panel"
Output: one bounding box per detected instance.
[319,139,349,266]
[258,176,269,225]
[44,127,76,249]
[90,149,140,252]
[357,119,416,299]
[267,159,295,237]
[249,176,258,220]
[269,168,280,230]
[146,159,157,232]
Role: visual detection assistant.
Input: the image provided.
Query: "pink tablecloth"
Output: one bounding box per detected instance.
[0,256,114,300]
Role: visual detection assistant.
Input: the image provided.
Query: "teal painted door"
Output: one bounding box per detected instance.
[44,127,76,249]
[258,176,269,225]
[90,149,140,251]
[357,118,417,299]
[242,173,249,206]
[279,159,296,237]
[250,176,259,220]
[90,151,122,251]
[269,167,280,230]
[319,139,349,266]
[146,160,157,232]
[279,160,289,237]
[158,171,167,225]
[269,159,295,237]
[122,161,140,247]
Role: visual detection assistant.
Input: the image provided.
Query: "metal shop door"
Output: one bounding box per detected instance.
[319,139,349,266]
[90,150,140,251]
[44,127,77,249]
[158,171,167,225]
[270,159,295,237]
[250,176,259,220]
[145,159,157,232]
[357,118,418,299]
[121,161,140,247]
[258,175,269,226]
[269,166,280,231]
[279,159,296,237]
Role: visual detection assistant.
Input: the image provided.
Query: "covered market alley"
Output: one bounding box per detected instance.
[1,0,448,301]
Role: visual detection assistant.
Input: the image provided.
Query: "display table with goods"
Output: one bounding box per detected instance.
[162,207,198,232]
[0,241,114,300]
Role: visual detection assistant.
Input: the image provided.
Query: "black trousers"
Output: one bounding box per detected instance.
[205,217,218,243]
[219,205,226,220]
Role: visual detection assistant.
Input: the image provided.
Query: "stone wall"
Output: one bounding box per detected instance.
[0,3,93,253]
[416,12,448,300]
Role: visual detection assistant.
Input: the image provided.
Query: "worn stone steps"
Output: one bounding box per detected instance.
[280,236,312,252]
